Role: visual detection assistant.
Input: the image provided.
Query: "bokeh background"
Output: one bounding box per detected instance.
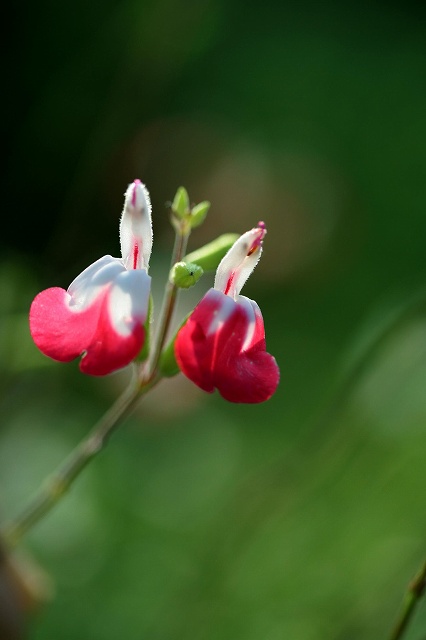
[2,0,426,638]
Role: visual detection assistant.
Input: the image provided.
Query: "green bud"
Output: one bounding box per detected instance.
[172,187,190,219]
[169,261,203,288]
[183,233,239,271]
[190,201,210,228]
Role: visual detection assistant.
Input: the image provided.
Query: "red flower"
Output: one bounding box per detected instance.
[175,223,279,403]
[30,180,152,375]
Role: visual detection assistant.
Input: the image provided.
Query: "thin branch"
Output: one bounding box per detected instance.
[389,559,426,640]
[1,370,159,547]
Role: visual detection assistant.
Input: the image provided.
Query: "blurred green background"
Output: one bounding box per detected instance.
[2,0,426,638]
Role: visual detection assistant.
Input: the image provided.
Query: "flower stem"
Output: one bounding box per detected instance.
[146,224,190,378]
[1,370,159,548]
[389,559,426,640]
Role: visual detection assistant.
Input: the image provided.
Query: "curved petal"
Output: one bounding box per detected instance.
[175,289,279,403]
[30,269,150,376]
[68,255,125,308]
[30,286,100,364]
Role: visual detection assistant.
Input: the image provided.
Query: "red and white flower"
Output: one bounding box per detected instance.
[174,223,279,403]
[30,180,152,376]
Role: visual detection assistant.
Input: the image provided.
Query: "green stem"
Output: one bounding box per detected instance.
[389,560,426,640]
[146,224,190,377]
[1,370,159,547]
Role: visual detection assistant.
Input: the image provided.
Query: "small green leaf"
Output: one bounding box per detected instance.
[159,314,190,377]
[136,294,153,362]
[171,187,190,219]
[190,201,210,228]
[158,340,180,377]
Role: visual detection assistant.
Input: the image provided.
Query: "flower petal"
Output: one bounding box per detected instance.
[175,289,279,403]
[30,286,98,363]
[29,268,151,376]
[107,269,151,336]
[175,289,234,393]
[215,302,279,403]
[68,255,125,308]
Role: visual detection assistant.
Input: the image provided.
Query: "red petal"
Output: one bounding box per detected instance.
[175,289,279,403]
[175,290,226,393]
[30,286,144,376]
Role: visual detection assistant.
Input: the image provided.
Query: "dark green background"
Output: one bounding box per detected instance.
[1,0,426,638]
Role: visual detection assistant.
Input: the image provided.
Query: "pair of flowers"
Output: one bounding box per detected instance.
[30,181,279,403]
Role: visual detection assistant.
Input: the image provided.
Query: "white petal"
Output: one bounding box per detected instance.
[68,255,125,309]
[108,269,151,336]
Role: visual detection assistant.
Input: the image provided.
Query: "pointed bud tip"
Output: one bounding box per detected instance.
[248,223,267,256]
[125,179,151,213]
[131,179,142,206]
